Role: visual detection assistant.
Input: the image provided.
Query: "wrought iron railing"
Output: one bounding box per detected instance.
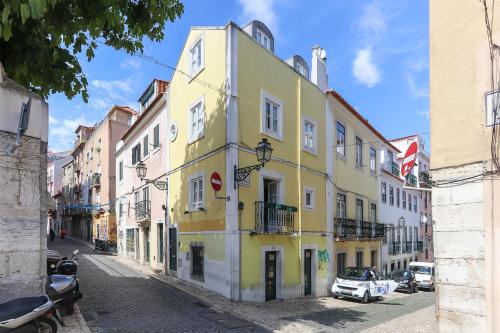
[389,242,401,254]
[92,173,101,187]
[360,221,372,238]
[419,171,432,187]
[407,174,417,186]
[334,218,357,238]
[255,201,296,233]
[391,161,400,177]
[135,200,151,221]
[416,241,424,252]
[374,223,385,238]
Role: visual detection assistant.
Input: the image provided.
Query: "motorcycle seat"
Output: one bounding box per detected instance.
[0,296,48,322]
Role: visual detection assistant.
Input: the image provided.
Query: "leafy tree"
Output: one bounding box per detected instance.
[0,0,184,101]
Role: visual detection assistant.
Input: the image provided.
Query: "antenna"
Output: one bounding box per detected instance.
[8,97,32,154]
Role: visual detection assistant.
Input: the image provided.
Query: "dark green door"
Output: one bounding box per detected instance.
[169,228,177,271]
[304,249,312,296]
[265,251,277,301]
[144,228,150,263]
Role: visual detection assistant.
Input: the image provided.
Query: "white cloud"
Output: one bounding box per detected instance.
[353,48,381,88]
[405,74,428,98]
[91,79,132,94]
[49,114,93,152]
[359,1,387,39]
[417,110,430,120]
[239,0,277,33]
[120,58,141,70]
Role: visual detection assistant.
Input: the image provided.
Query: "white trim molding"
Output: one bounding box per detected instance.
[302,115,318,155]
[260,90,284,141]
[187,95,205,144]
[188,32,205,81]
[188,170,205,211]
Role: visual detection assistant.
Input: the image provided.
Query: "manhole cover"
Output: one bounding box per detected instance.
[82,311,97,322]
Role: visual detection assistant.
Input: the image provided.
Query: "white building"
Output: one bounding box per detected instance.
[115,79,169,272]
[379,141,422,276]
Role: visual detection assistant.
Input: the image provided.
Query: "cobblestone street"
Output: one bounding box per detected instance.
[50,238,436,333]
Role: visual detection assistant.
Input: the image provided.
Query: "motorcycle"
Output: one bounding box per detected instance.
[0,295,60,333]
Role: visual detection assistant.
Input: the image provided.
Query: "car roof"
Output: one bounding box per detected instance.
[409,262,434,267]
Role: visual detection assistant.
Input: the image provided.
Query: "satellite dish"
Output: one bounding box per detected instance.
[8,97,32,153]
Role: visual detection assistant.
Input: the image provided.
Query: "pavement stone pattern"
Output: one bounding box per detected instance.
[58,304,92,333]
[51,238,436,332]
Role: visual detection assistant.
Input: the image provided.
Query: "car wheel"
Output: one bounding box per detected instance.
[333,295,339,299]
[361,291,370,304]
[414,285,418,293]
[430,284,435,292]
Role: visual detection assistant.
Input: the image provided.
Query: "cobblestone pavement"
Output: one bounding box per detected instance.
[49,238,266,333]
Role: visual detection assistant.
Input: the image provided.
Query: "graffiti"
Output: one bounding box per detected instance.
[117,230,124,253]
[318,249,330,270]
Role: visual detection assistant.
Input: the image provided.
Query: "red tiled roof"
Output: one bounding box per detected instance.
[328,90,401,153]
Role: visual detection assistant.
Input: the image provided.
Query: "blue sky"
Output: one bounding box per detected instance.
[47,0,429,152]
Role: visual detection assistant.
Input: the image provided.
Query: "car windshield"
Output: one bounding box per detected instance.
[409,265,431,275]
[391,270,411,278]
[339,267,369,280]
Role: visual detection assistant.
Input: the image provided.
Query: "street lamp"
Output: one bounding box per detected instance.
[234,138,273,189]
[135,161,168,190]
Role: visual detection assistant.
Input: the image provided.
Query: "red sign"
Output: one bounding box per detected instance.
[210,172,222,192]
[401,142,418,177]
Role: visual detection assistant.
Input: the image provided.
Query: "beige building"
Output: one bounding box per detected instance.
[64,106,135,245]
[430,1,500,331]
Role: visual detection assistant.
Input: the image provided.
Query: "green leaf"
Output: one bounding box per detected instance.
[20,4,31,24]
[29,0,45,19]
[2,5,11,25]
[2,20,12,41]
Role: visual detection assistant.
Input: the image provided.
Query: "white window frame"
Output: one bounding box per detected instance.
[304,186,315,211]
[369,147,376,175]
[355,136,363,167]
[296,62,306,76]
[188,171,205,211]
[188,33,205,80]
[256,28,270,50]
[302,115,317,154]
[259,168,285,203]
[261,90,283,141]
[188,96,205,143]
[336,121,346,157]
[336,192,346,218]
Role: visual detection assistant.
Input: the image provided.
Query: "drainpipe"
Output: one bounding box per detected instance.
[297,77,303,297]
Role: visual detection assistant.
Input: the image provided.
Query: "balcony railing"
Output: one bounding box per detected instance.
[407,174,417,186]
[419,171,432,187]
[374,223,385,238]
[416,241,424,252]
[403,240,413,253]
[390,161,400,177]
[255,201,296,234]
[334,218,385,240]
[334,218,357,238]
[73,184,81,193]
[135,200,151,222]
[389,242,401,254]
[92,173,101,188]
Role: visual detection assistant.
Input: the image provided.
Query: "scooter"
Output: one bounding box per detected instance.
[54,250,82,302]
[0,295,60,333]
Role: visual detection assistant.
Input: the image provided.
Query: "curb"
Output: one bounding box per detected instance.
[74,303,92,333]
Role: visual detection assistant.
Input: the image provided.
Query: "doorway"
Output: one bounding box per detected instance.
[135,228,140,261]
[169,228,177,271]
[304,249,312,296]
[263,178,280,232]
[144,227,150,263]
[265,251,277,301]
[337,252,346,276]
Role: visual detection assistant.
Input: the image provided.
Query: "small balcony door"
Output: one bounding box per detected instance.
[265,251,277,301]
[263,178,280,232]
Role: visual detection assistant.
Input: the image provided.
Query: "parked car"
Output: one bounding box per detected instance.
[331,267,398,303]
[391,269,418,294]
[409,262,435,291]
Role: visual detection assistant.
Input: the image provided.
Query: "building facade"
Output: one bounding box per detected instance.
[116,79,168,272]
[47,152,72,234]
[430,0,500,331]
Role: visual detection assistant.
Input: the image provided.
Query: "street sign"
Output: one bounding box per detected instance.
[401,142,418,177]
[210,172,222,192]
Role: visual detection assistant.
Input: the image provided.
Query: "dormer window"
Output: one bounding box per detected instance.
[297,63,306,76]
[256,28,270,50]
[188,34,204,79]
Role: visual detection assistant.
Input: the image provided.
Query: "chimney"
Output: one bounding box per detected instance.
[311,45,328,92]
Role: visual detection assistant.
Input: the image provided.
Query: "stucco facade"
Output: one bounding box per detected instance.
[430,1,500,331]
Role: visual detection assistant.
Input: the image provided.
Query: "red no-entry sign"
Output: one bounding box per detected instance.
[210,172,222,192]
[401,142,418,177]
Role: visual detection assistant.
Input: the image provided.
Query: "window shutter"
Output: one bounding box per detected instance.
[132,147,136,165]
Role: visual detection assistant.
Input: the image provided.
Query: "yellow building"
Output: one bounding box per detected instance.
[164,21,331,301]
[328,90,385,277]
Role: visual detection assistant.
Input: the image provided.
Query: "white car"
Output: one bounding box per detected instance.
[409,262,435,291]
[331,267,399,303]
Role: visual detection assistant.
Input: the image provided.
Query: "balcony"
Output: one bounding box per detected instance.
[92,173,101,188]
[407,174,417,187]
[416,241,424,252]
[390,161,400,177]
[255,201,297,234]
[389,242,401,254]
[374,223,385,238]
[360,221,372,238]
[419,171,432,187]
[334,218,357,238]
[403,240,413,253]
[135,200,151,225]
[334,218,384,240]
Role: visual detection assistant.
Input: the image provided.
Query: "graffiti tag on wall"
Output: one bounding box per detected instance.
[318,249,330,270]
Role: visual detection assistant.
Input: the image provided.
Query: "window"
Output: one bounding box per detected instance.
[371,203,377,223]
[132,143,141,165]
[408,194,412,211]
[370,250,377,268]
[296,62,306,76]
[126,229,135,253]
[143,135,149,157]
[414,195,418,212]
[337,253,346,276]
[356,251,363,268]
[189,36,203,77]
[402,190,407,209]
[389,186,394,205]
[189,100,204,142]
[356,199,364,221]
[336,122,346,156]
[381,182,387,203]
[191,245,204,281]
[142,187,149,203]
[256,28,270,50]
[387,151,393,169]
[396,188,400,207]
[261,91,283,140]
[355,136,363,166]
[303,118,317,153]
[336,193,346,218]
[153,124,160,148]
[189,173,204,210]
[119,201,123,218]
[370,147,376,173]
[304,187,315,210]
[119,161,123,181]
[158,223,164,263]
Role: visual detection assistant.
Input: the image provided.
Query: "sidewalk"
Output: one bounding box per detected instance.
[58,304,92,333]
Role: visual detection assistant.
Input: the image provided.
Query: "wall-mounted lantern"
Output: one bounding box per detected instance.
[136,161,168,190]
[234,138,273,189]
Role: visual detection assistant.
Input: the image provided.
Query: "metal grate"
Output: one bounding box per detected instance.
[81,311,97,322]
